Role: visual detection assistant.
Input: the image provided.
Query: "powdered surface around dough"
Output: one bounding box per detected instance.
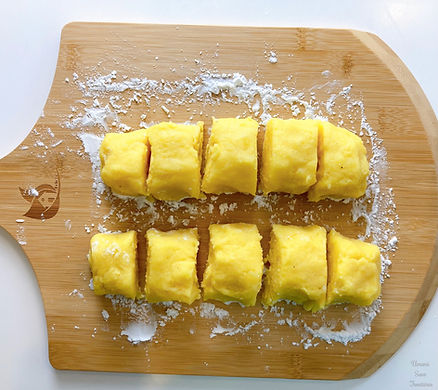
[29,61,399,350]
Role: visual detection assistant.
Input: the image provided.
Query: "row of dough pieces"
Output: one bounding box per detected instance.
[89,224,381,312]
[99,118,370,202]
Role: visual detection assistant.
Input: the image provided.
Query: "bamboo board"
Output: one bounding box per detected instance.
[0,22,437,380]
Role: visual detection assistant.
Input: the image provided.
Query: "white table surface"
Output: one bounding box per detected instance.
[1,1,437,389]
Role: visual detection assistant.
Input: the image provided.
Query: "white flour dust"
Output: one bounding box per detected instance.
[121,321,157,344]
[304,300,381,345]
[107,295,187,344]
[64,68,399,347]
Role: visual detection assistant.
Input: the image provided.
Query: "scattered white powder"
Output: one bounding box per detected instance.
[303,339,319,350]
[28,187,39,197]
[77,133,105,203]
[348,100,398,275]
[105,295,187,344]
[210,319,259,338]
[70,70,323,126]
[268,51,278,64]
[16,225,26,246]
[97,223,111,233]
[304,300,380,345]
[101,309,109,321]
[51,140,63,148]
[210,324,234,338]
[161,105,170,115]
[65,219,72,231]
[69,289,84,299]
[69,68,399,348]
[65,105,116,130]
[121,321,157,344]
[108,295,158,343]
[197,302,260,338]
[199,303,229,320]
[251,195,273,211]
[218,202,238,215]
[388,236,398,249]
[166,308,179,319]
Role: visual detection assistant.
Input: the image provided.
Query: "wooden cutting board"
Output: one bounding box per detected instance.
[0,22,437,380]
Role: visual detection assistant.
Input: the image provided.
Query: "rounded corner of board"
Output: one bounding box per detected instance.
[48,352,62,371]
[349,28,380,40]
[60,22,83,39]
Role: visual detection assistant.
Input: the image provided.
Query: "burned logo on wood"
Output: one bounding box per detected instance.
[19,171,60,220]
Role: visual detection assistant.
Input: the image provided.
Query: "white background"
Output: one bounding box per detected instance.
[0,1,437,389]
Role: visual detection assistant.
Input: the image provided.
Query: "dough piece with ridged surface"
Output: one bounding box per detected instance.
[88,231,138,299]
[327,229,381,306]
[308,121,369,202]
[261,118,319,195]
[202,118,258,195]
[202,223,263,306]
[145,228,201,304]
[147,122,204,201]
[262,224,327,312]
[99,129,149,196]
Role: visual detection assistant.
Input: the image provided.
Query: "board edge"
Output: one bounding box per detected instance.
[345,30,438,379]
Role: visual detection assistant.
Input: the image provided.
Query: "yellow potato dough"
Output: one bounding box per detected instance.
[262,224,327,312]
[145,228,201,304]
[308,121,369,201]
[146,122,204,201]
[89,231,138,299]
[100,129,149,196]
[201,118,258,195]
[327,230,381,306]
[202,223,263,306]
[261,119,318,194]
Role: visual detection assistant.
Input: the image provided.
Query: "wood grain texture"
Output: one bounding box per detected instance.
[0,22,437,380]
